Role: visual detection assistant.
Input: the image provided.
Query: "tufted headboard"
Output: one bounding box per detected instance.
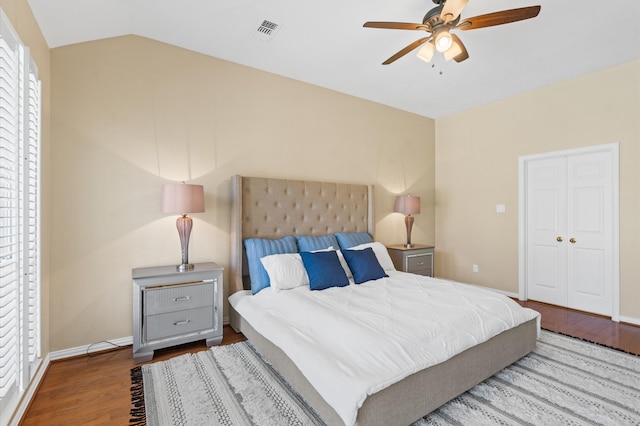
[230,175,374,294]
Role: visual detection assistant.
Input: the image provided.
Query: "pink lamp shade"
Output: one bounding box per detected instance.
[161,182,205,271]
[161,183,205,214]
[395,195,420,248]
[395,195,421,215]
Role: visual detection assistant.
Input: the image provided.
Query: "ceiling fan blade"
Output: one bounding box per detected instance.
[457,6,541,31]
[363,21,427,31]
[382,37,431,65]
[440,0,468,23]
[444,34,469,62]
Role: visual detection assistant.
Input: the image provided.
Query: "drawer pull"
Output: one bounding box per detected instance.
[174,319,191,326]
[416,261,424,266]
[173,296,191,302]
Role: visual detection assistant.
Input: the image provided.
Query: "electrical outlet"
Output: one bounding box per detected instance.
[472,264,479,273]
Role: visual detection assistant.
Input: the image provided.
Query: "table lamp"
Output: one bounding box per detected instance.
[395,195,420,248]
[161,182,205,271]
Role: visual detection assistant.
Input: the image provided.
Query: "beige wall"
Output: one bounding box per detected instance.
[1,0,51,354]
[435,60,640,320]
[50,35,436,351]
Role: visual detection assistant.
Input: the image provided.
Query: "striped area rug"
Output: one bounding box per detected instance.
[130,330,640,425]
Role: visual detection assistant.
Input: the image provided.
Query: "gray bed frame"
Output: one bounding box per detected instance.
[229,175,537,426]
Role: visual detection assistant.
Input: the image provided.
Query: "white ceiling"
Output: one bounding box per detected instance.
[27,0,640,118]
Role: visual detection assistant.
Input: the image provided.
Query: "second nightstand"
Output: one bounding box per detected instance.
[387,244,435,277]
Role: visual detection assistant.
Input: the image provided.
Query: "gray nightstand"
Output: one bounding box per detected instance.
[386,244,435,277]
[132,262,223,363]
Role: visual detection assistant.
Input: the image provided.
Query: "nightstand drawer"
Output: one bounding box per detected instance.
[145,306,214,341]
[144,281,213,315]
[407,253,432,274]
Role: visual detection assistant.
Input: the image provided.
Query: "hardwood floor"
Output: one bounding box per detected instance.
[517,299,640,355]
[19,305,640,425]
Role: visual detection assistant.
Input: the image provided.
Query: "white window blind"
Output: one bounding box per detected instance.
[0,10,21,405]
[0,7,41,423]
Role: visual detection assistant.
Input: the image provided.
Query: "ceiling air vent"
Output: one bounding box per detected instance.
[255,20,281,41]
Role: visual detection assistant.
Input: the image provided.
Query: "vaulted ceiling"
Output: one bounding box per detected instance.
[27,0,640,118]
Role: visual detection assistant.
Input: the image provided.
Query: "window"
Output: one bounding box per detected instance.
[0,8,42,422]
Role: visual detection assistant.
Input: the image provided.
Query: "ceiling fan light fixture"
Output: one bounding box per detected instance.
[417,41,435,62]
[435,29,453,52]
[444,39,462,61]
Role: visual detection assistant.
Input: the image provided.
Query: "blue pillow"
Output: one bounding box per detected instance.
[335,232,373,249]
[296,235,340,252]
[300,251,349,291]
[342,247,388,284]
[244,236,297,294]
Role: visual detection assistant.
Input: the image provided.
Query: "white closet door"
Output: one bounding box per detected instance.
[567,151,612,316]
[526,157,568,306]
[525,149,613,316]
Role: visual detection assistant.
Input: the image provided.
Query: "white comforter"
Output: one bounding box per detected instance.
[229,271,540,426]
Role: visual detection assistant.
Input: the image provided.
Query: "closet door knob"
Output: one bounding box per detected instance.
[570,238,576,244]
[556,236,563,242]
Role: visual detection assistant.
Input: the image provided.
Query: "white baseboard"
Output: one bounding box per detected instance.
[49,336,134,361]
[7,355,49,426]
[620,315,640,326]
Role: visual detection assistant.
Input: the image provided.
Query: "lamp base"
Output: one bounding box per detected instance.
[176,215,194,272]
[176,263,195,272]
[405,243,413,249]
[404,214,415,249]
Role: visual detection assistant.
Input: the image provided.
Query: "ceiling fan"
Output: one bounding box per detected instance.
[363,0,541,65]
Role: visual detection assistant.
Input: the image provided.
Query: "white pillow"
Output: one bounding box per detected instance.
[260,253,309,292]
[348,242,396,271]
[335,250,353,279]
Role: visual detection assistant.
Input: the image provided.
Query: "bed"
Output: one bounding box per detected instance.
[228,175,539,426]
